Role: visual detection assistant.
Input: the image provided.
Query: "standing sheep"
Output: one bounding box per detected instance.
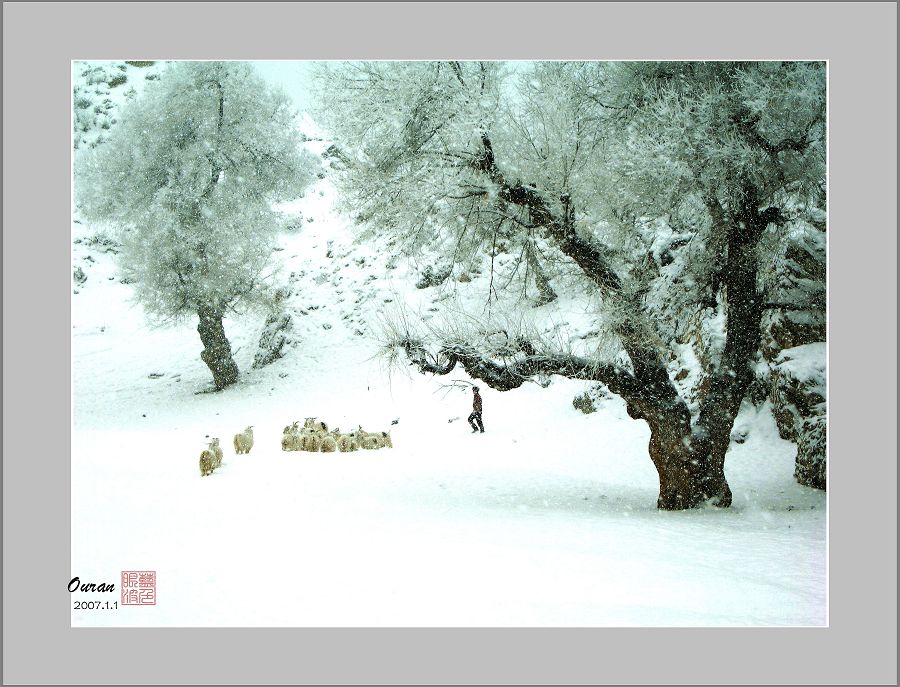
[320,434,338,453]
[336,433,356,452]
[355,425,369,448]
[304,418,328,433]
[233,426,254,454]
[199,448,216,476]
[209,438,223,468]
[347,430,363,451]
[356,425,391,450]
[282,422,303,451]
[302,430,322,452]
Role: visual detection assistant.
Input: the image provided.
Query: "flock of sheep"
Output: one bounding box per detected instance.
[199,419,393,476]
[282,418,393,453]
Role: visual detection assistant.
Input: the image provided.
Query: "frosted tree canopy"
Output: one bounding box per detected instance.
[76,61,320,323]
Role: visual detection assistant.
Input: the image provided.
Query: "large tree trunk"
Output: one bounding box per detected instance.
[197,304,239,390]
[194,84,237,390]
[615,350,733,510]
[688,192,776,506]
[648,418,732,510]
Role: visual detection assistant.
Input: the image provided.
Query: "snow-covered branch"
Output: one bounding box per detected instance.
[394,333,643,397]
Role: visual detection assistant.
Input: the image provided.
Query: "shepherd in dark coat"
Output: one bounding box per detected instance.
[468,386,484,433]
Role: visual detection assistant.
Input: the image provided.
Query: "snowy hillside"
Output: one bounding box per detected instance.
[71,73,827,627]
[73,61,167,150]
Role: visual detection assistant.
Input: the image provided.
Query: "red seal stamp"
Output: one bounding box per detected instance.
[121,571,156,605]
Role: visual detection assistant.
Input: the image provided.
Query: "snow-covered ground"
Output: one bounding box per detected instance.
[71,123,827,628]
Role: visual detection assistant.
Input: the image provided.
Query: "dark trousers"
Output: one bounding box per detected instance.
[468,411,484,432]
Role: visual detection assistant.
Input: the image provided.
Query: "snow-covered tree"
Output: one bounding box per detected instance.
[314,60,826,509]
[76,61,319,389]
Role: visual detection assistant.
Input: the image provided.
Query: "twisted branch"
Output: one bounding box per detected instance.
[397,335,645,401]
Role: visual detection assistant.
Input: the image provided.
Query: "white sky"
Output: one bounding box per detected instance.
[250,60,534,115]
[251,61,316,112]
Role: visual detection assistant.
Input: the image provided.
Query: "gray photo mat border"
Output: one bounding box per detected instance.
[3,1,897,685]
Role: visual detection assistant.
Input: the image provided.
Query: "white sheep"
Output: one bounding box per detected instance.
[347,430,365,451]
[209,438,223,468]
[304,418,328,433]
[199,449,215,476]
[283,421,307,451]
[233,426,254,454]
[320,434,338,453]
[282,433,298,451]
[302,430,322,452]
[355,425,392,450]
[336,434,356,452]
[282,422,304,452]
